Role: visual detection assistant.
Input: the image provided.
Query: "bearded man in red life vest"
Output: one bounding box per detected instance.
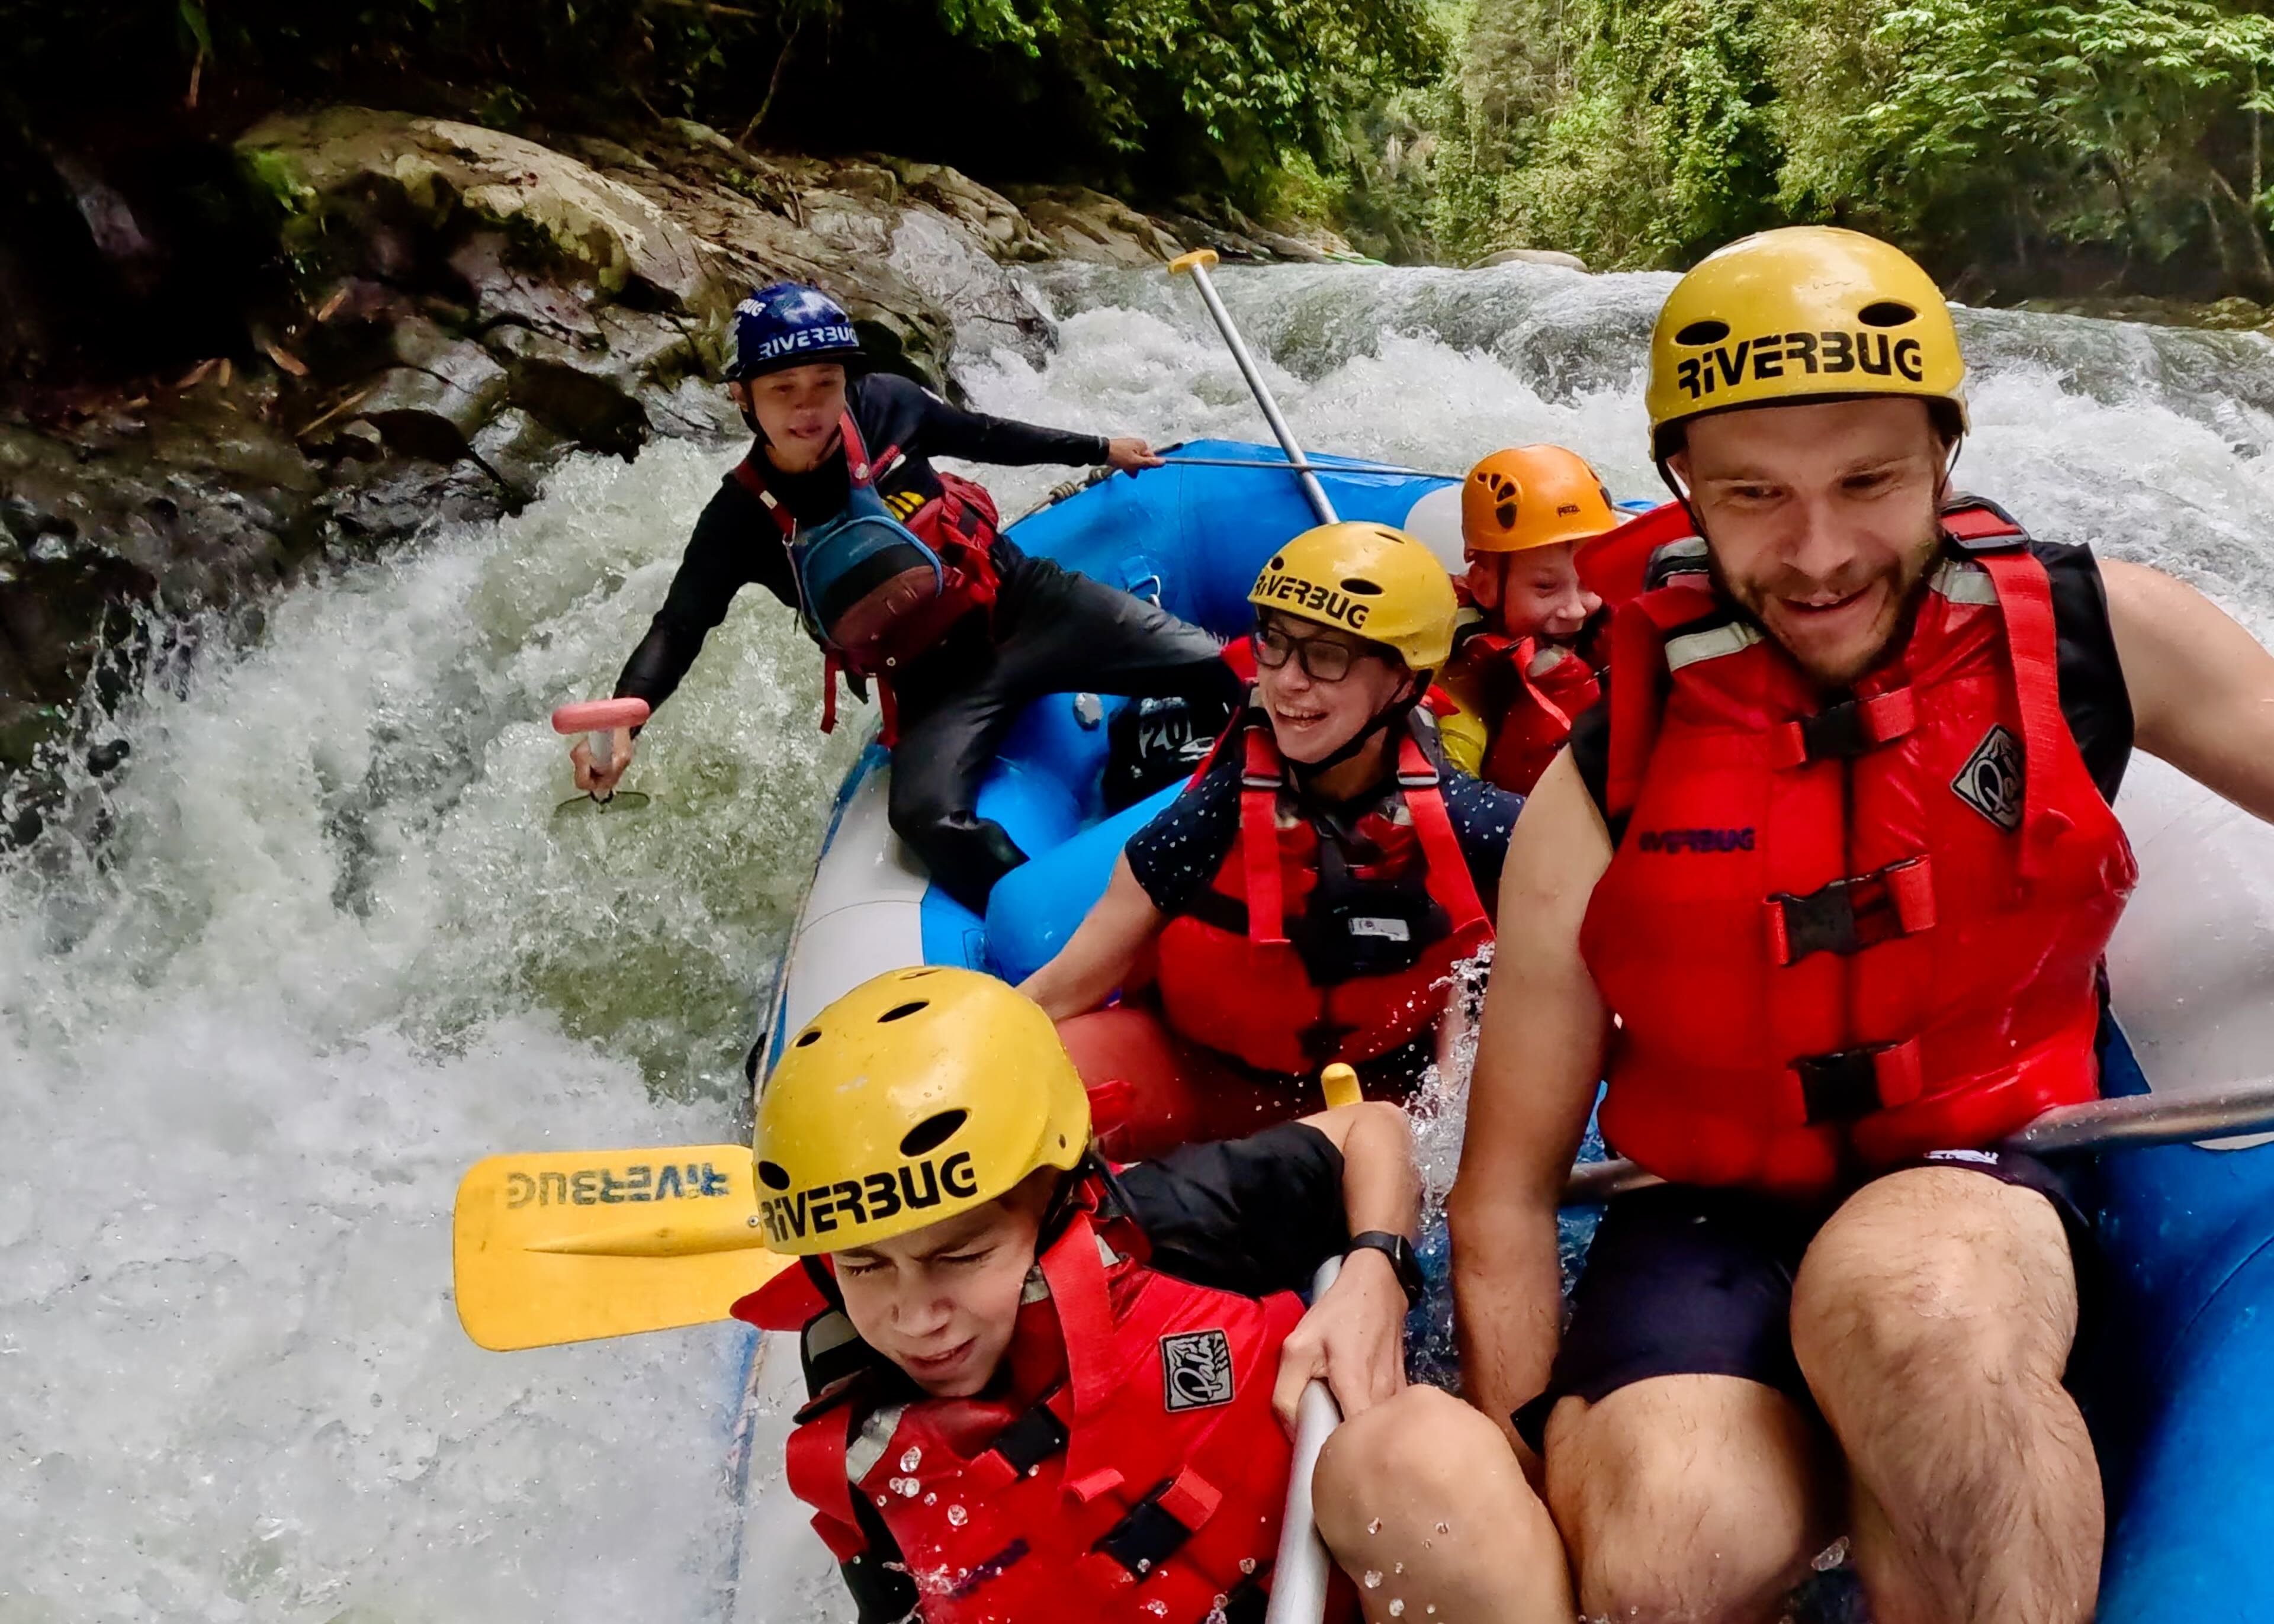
[570,282,1242,912]
[1017,523,1523,1159]
[1434,445,1619,795]
[735,966,1570,1624]
[1309,227,2274,1624]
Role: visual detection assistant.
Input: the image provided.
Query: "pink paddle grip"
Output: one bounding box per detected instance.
[550,698,651,735]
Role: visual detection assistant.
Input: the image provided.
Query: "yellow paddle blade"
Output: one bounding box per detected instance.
[452,1144,798,1351]
[1319,1063,1364,1111]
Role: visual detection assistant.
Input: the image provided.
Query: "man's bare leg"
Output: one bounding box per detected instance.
[1544,1373,1834,1623]
[1791,1166,2099,1624]
[1313,1385,1572,1623]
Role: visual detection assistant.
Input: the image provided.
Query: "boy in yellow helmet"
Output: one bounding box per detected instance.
[1433,445,1621,794]
[1019,523,1520,1156]
[734,967,1570,1624]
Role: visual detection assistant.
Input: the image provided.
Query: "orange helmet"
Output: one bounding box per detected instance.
[1460,446,1621,555]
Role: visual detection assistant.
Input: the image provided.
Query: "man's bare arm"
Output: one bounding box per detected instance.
[1447,750,1613,1468]
[2103,557,2274,822]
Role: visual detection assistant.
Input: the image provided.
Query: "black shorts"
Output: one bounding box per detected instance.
[1512,1149,2104,1452]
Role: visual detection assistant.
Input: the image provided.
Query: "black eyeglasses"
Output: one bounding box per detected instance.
[1252,619,1369,682]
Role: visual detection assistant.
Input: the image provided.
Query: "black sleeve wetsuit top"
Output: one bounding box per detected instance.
[615,371,1110,709]
[1117,1118,1353,1294]
[613,371,1241,913]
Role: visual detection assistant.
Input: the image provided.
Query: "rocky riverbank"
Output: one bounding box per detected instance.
[0,107,1352,817]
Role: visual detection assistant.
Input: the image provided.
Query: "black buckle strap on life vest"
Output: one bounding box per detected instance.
[1769,689,1918,769]
[1092,1468,1220,1576]
[1219,1573,1271,1624]
[984,1397,1071,1479]
[1938,494,2031,554]
[1793,1036,1925,1124]
[1643,535,1711,590]
[1765,857,1936,966]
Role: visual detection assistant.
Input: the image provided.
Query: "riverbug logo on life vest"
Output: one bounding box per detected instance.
[1672,328,1928,403]
[1952,724,2025,831]
[1635,827,1756,854]
[1254,561,1373,632]
[1160,1328,1236,1412]
[754,1150,981,1244]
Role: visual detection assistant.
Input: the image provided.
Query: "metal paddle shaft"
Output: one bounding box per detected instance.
[1264,1255,1343,1624]
[1562,1073,2274,1207]
[1169,249,1338,526]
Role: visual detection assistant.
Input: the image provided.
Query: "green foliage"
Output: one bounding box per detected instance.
[0,0,1440,219]
[1427,0,2274,295]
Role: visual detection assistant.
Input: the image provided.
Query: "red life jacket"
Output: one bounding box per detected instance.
[1151,713,1493,1078]
[1578,501,2138,1197]
[1458,632,1602,795]
[732,413,1003,743]
[735,1186,1311,1624]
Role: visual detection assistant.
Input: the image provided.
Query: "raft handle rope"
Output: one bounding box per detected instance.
[1563,1072,2274,1206]
[1170,249,1338,528]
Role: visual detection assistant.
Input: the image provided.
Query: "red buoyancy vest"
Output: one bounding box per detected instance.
[1463,634,1602,795]
[1152,716,1493,1078]
[739,1196,1310,1624]
[1579,503,2138,1197]
[732,413,1003,742]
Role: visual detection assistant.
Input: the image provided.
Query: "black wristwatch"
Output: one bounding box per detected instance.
[1345,1231,1425,1309]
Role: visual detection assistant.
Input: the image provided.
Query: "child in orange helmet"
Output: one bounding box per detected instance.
[1434,445,1620,793]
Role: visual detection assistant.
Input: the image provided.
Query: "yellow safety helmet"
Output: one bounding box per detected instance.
[753,967,1090,1256]
[1461,446,1622,555]
[1248,520,1459,673]
[1645,226,1968,461]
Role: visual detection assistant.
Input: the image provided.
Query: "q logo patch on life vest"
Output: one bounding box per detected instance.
[1160,1328,1236,1412]
[1952,724,2025,831]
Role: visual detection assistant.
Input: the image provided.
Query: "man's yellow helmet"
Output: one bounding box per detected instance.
[754,967,1090,1256]
[1646,226,1968,461]
[1248,520,1459,673]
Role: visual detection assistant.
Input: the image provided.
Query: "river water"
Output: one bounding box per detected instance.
[5,261,2273,1621]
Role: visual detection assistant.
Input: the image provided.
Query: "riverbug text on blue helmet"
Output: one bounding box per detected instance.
[724,282,863,380]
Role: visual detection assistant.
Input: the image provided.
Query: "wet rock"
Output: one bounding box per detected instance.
[1471,247,1590,273]
[239,107,711,308]
[469,407,573,503]
[1003,186,1187,267]
[2,104,1319,798]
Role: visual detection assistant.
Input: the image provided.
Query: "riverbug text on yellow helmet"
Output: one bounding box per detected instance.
[1462,446,1623,555]
[753,967,1089,1256]
[1646,226,1968,461]
[1248,520,1459,673]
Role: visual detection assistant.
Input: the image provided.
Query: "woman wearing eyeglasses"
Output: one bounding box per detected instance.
[1020,522,1524,1158]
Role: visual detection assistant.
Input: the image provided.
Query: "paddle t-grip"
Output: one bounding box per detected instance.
[552,697,651,795]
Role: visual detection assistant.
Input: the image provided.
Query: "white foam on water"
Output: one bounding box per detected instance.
[1,439,858,1621]
[5,262,2274,1620]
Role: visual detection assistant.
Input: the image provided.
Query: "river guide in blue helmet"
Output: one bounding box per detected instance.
[573,281,1243,912]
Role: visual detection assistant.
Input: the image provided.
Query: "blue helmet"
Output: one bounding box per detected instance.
[724,282,864,380]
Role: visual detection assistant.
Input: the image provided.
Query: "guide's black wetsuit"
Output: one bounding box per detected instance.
[615,372,1241,912]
